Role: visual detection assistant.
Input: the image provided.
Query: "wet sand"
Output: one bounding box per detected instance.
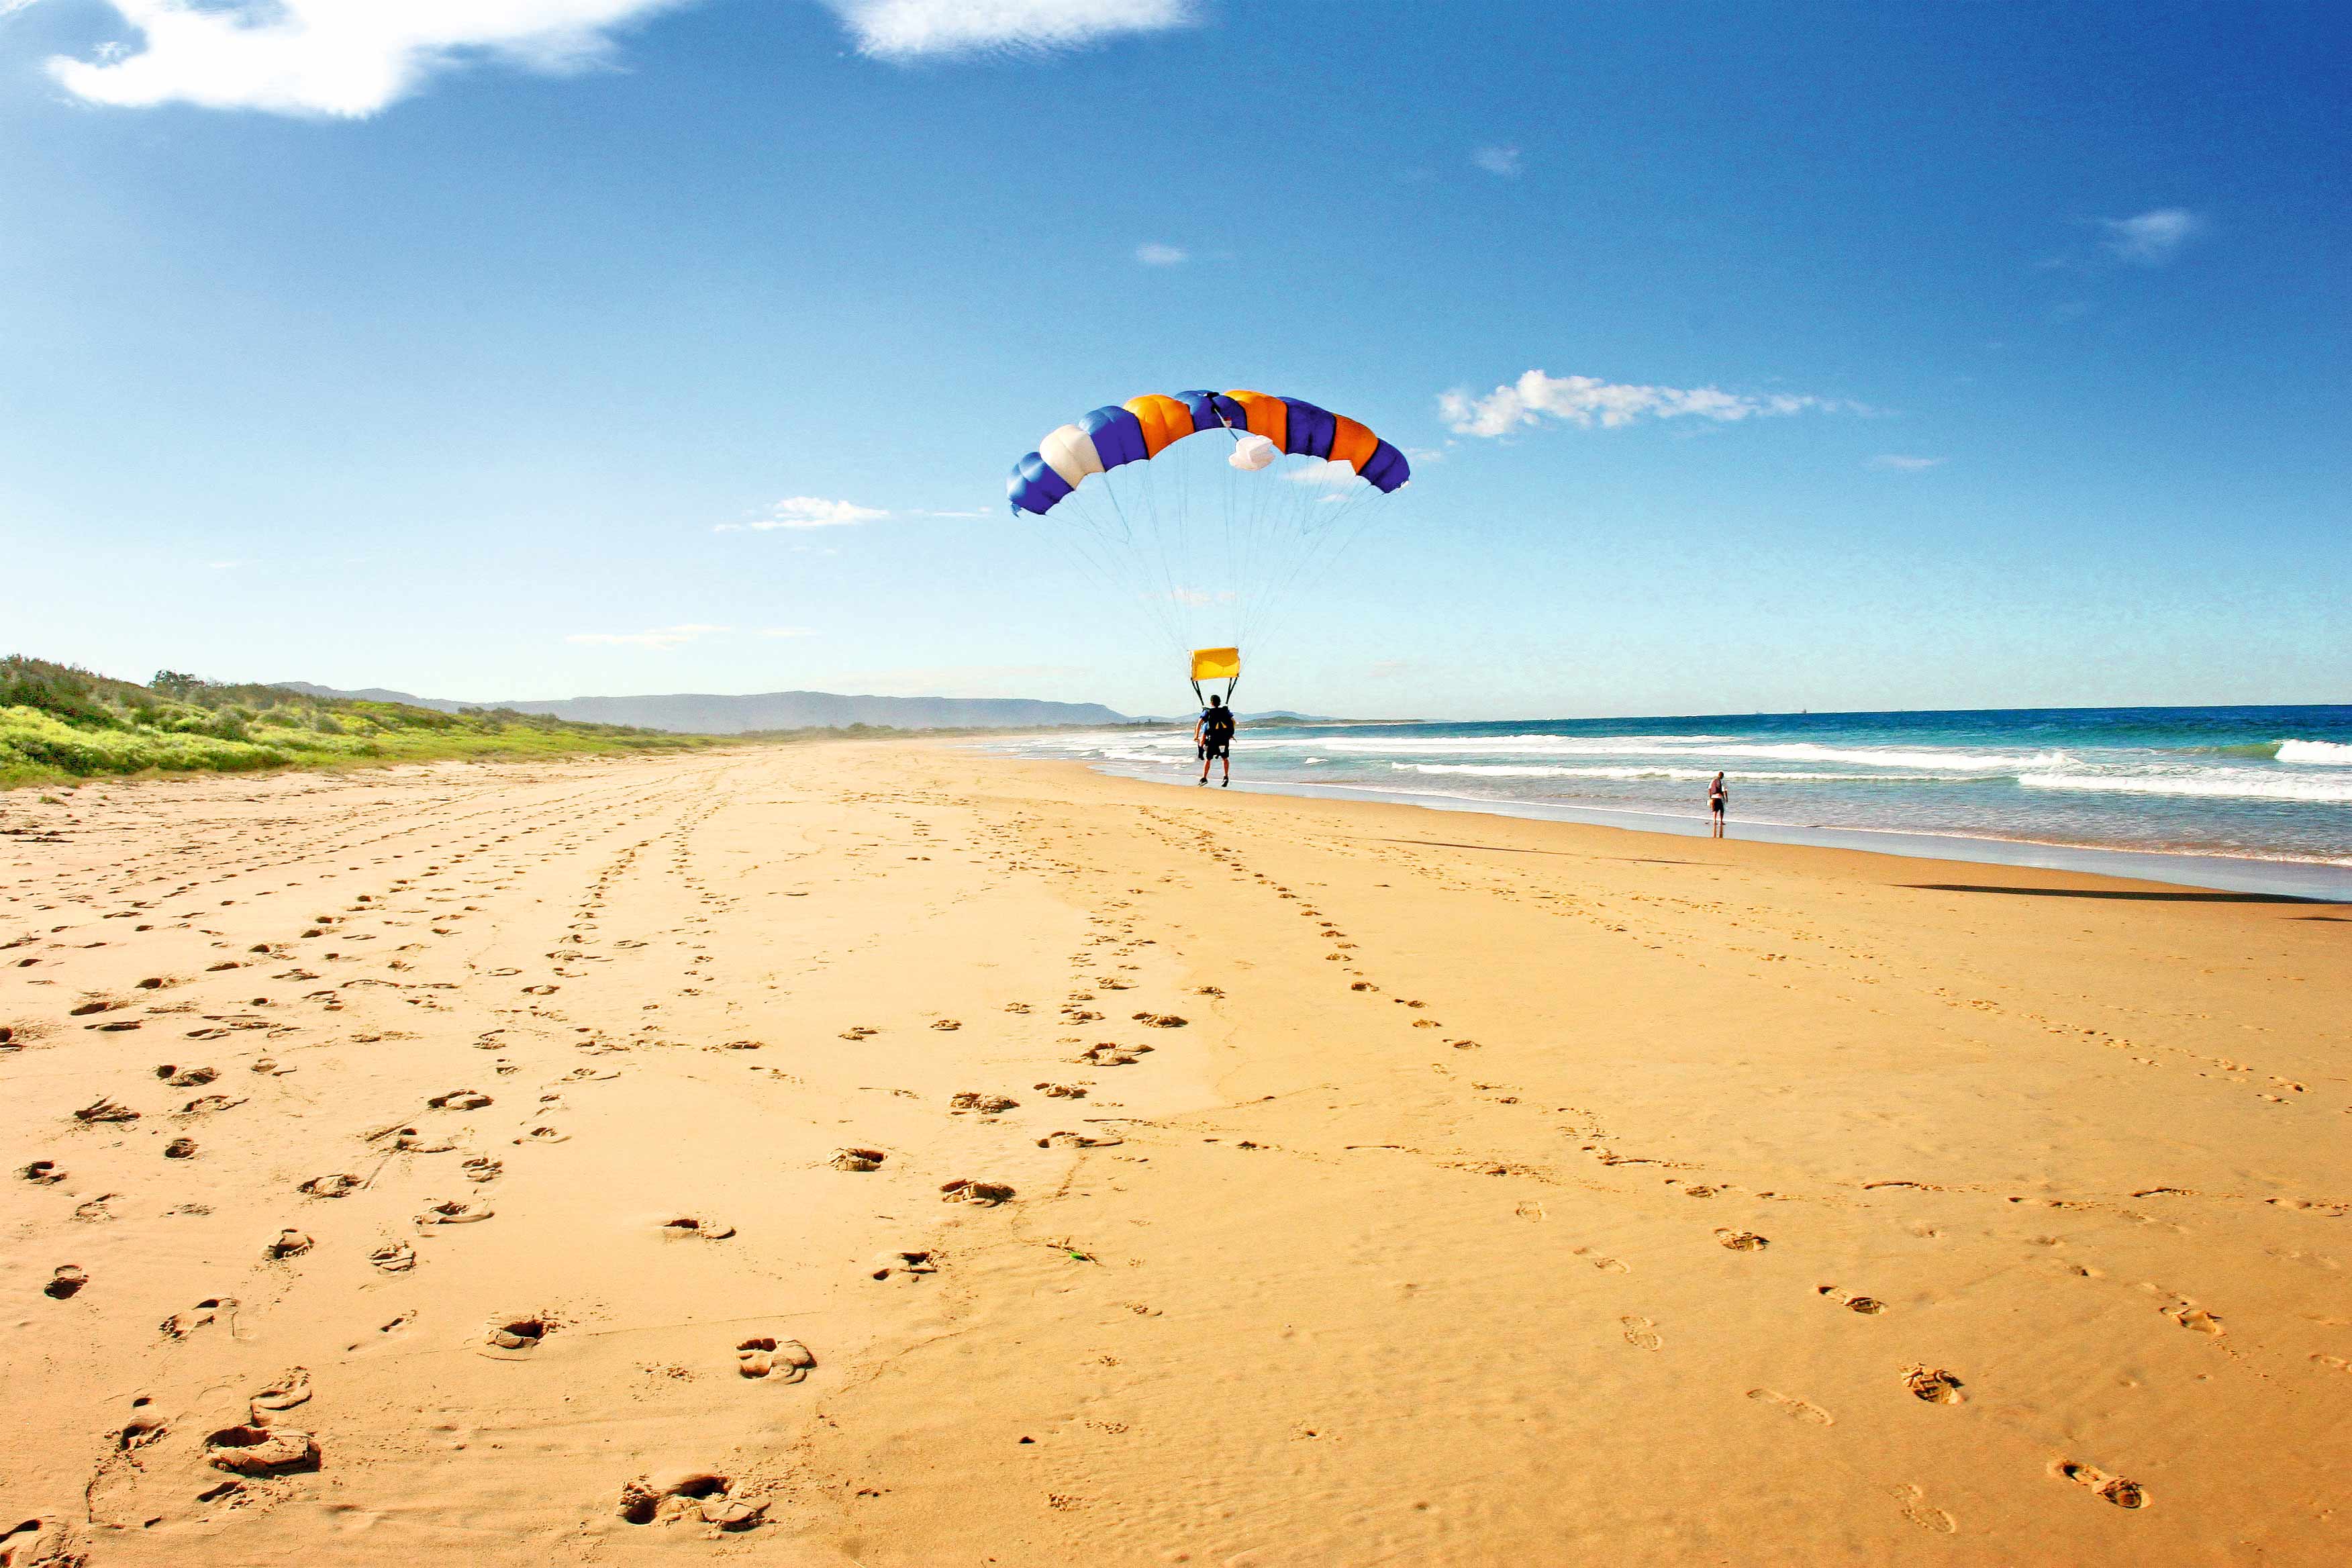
[3,742,2346,1565]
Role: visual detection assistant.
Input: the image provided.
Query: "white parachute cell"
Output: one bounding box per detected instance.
[1227,434,1279,471]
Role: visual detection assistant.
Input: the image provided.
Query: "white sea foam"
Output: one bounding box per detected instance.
[2277,739,2352,765]
[2021,770,2352,804]
[1324,737,2068,771]
[1299,734,1738,756]
[1393,763,1950,783]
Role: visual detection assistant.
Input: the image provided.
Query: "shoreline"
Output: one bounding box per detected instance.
[1057,756,2352,901]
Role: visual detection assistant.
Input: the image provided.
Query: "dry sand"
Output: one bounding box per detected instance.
[2,742,2347,1565]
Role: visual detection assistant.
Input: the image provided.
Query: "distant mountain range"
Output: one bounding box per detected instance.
[271,683,1130,734]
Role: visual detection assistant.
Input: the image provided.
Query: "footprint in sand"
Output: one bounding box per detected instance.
[516,1126,569,1144]
[736,1336,815,1381]
[485,1315,553,1353]
[1893,1483,1957,1532]
[1573,1247,1630,1273]
[427,1089,492,1110]
[1715,1229,1769,1251]
[2167,1305,2225,1336]
[264,1229,312,1259]
[299,1173,364,1199]
[2055,1460,2147,1509]
[160,1296,238,1338]
[616,1469,763,1530]
[1905,1365,1965,1403]
[658,1214,735,1240]
[1816,1286,1885,1314]
[940,1179,1015,1206]
[249,1367,311,1423]
[1039,1130,1121,1148]
[830,1147,887,1171]
[417,1199,495,1226]
[117,1412,168,1451]
[1620,1315,1662,1351]
[20,1159,66,1185]
[870,1248,938,1281]
[369,1240,417,1272]
[949,1091,1019,1116]
[205,1424,319,1475]
[44,1264,88,1300]
[1747,1389,1834,1424]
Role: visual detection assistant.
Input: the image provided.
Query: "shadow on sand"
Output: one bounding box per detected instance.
[1904,882,2338,907]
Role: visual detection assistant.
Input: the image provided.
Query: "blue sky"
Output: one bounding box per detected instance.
[3,0,2345,720]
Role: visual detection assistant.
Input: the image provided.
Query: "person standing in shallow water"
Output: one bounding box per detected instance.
[1708,771,1727,837]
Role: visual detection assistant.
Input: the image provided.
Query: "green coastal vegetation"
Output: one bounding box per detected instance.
[1,656,722,789]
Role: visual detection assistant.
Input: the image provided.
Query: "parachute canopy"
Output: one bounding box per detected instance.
[1008,391,1410,516]
[1191,647,1242,683]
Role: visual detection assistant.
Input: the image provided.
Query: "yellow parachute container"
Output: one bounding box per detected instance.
[1191,647,1241,683]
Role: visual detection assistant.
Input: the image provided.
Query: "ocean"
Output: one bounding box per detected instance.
[1001,705,2352,899]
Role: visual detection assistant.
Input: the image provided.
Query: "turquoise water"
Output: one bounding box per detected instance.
[1008,705,2352,893]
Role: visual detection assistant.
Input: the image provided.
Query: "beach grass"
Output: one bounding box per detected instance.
[0,655,722,788]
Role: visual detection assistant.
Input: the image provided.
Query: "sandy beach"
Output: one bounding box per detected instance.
[3,740,2347,1566]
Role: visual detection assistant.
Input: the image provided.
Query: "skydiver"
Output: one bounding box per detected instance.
[1195,695,1236,787]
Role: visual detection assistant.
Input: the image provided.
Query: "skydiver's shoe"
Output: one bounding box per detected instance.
[1221,778,1230,787]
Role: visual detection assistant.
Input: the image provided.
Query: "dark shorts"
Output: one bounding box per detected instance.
[1710,797,1725,814]
[1205,740,1232,760]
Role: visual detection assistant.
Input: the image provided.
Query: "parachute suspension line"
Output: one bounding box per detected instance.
[1097,468,1182,651]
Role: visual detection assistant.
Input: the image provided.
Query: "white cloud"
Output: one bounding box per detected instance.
[1278,457,1358,485]
[45,1,689,117]
[1135,242,1187,266]
[1441,370,1854,438]
[2100,207,2204,265]
[1869,454,1947,471]
[824,0,1192,60]
[2,0,42,18]
[567,623,728,649]
[715,495,890,532]
[1471,144,1521,177]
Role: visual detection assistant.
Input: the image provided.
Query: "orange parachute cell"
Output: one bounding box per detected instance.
[1328,414,1379,472]
[1222,391,1288,452]
[1122,393,1195,457]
